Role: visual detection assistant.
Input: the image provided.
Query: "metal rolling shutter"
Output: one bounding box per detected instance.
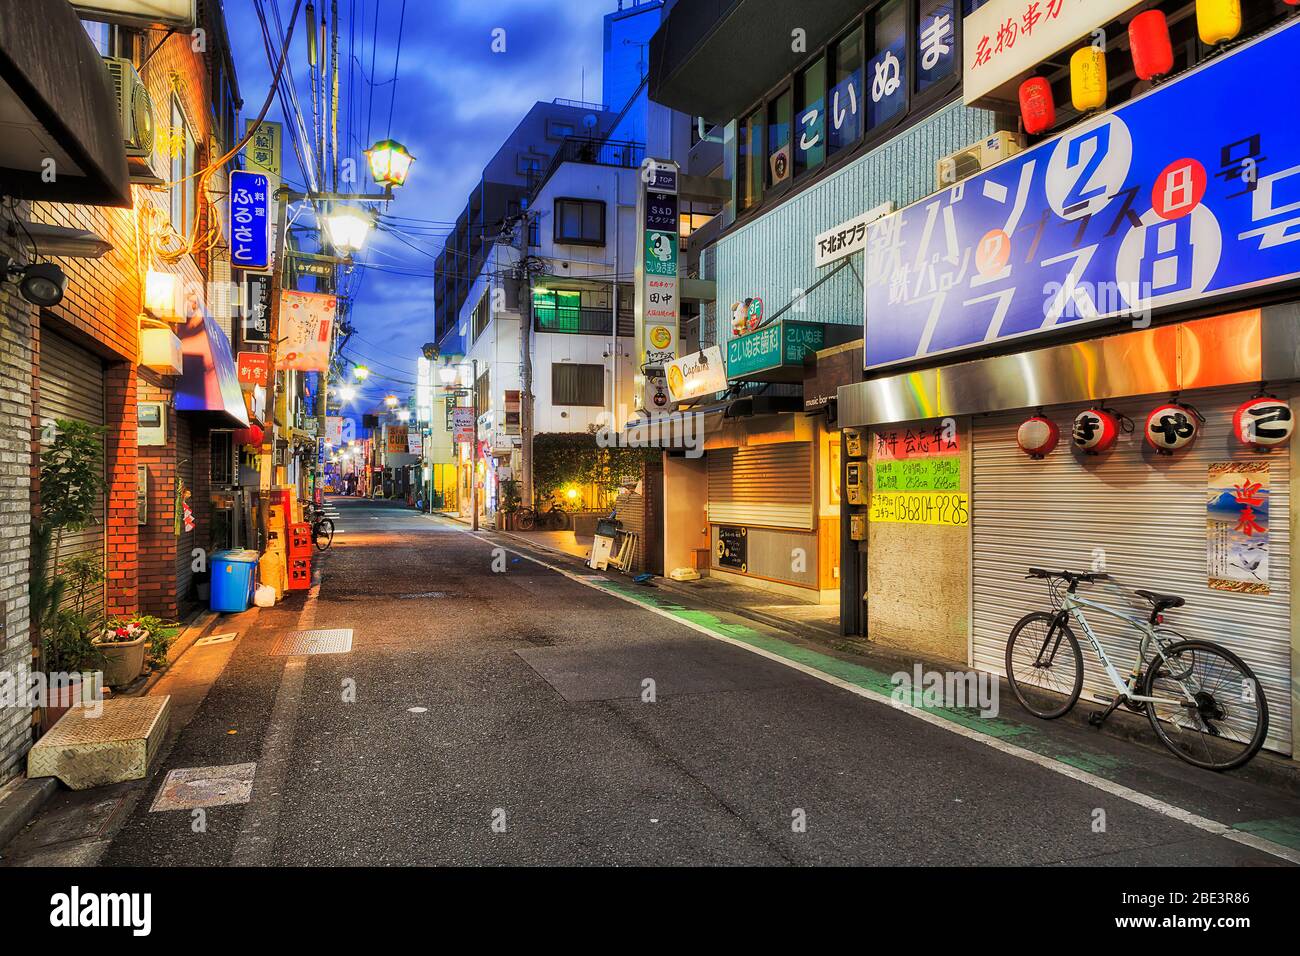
[39,333,106,619]
[972,385,1292,755]
[707,443,813,530]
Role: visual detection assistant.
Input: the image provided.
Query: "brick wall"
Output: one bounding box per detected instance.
[0,219,35,785]
[137,374,180,621]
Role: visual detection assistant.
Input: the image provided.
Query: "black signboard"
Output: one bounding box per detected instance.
[241,273,272,345]
[644,192,678,232]
[716,525,748,572]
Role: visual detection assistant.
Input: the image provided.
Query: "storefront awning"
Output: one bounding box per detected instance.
[176,305,250,428]
[0,0,131,206]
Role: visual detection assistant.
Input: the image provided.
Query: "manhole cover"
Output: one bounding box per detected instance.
[150,762,256,812]
[269,628,353,656]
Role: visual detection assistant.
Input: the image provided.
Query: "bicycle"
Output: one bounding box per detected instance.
[301,500,334,552]
[1005,568,1268,771]
[513,500,569,532]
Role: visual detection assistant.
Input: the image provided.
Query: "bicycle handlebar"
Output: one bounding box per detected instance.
[1026,568,1111,587]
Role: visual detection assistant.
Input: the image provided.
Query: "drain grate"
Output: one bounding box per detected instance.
[269,628,353,656]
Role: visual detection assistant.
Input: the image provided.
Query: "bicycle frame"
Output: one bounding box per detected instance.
[1051,590,1185,707]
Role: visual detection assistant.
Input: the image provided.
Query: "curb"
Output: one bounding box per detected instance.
[0,775,58,854]
[127,609,222,698]
[492,528,846,641]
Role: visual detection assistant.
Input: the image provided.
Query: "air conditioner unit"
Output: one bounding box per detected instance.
[935,130,1023,189]
[103,57,156,162]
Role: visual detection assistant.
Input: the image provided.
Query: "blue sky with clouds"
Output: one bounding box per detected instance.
[226,0,610,412]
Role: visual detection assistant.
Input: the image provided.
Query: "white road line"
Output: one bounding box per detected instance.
[466,528,1300,866]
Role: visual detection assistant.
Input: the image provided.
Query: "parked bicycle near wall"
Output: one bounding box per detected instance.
[514,500,569,532]
[301,500,334,552]
[1005,568,1268,771]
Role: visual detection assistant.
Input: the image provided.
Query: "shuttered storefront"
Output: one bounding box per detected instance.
[971,386,1293,755]
[39,332,106,618]
[707,443,813,530]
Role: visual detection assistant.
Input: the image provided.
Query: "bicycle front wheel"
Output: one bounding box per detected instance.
[314,518,334,551]
[1005,611,1083,719]
[515,509,536,531]
[1142,640,1268,771]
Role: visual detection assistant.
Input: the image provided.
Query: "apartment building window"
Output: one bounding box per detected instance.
[547,119,577,140]
[474,368,491,415]
[766,89,792,188]
[794,55,825,175]
[552,363,604,407]
[534,288,612,334]
[170,97,198,239]
[868,1,908,132]
[518,154,544,177]
[554,198,606,246]
[828,25,864,154]
[916,0,958,94]
[528,218,541,247]
[471,292,491,342]
[732,1,965,218]
[738,106,764,211]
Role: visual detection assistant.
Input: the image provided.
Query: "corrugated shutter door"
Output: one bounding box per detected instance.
[972,386,1292,755]
[39,332,106,619]
[708,443,813,530]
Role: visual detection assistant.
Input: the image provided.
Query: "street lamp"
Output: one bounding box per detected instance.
[438,364,460,388]
[365,139,416,189]
[324,205,374,256]
[385,394,399,409]
[353,365,370,382]
[396,408,411,423]
[339,384,357,402]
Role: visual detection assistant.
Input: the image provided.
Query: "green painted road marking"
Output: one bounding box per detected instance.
[1232,817,1300,850]
[597,579,1128,776]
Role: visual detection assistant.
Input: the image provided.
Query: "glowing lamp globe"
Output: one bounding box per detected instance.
[353,365,370,381]
[324,206,374,255]
[365,140,415,188]
[385,394,399,409]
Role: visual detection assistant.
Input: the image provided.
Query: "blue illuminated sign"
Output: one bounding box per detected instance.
[229,169,271,271]
[864,19,1300,371]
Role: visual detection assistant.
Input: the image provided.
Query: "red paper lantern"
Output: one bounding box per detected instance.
[1017,416,1059,459]
[1130,10,1174,82]
[1144,403,1199,454]
[1233,397,1294,450]
[1019,77,1055,135]
[1073,409,1119,454]
[233,424,264,447]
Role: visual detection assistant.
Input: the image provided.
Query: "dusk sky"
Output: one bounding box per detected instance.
[226,0,611,413]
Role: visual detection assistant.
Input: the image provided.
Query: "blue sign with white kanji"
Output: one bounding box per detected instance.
[864,19,1300,371]
[229,169,271,271]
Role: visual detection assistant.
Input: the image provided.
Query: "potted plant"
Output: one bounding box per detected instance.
[41,608,104,726]
[93,619,150,687]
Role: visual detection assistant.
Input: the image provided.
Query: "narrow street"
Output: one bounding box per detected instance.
[5,496,1296,868]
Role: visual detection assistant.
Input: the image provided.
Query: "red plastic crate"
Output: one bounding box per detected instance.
[288,557,311,591]
[288,522,313,556]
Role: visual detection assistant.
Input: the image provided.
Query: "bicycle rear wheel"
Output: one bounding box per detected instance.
[1005,611,1083,719]
[1142,640,1268,771]
[515,509,536,531]
[314,518,334,551]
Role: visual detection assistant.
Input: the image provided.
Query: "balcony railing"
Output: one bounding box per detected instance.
[526,137,645,196]
[534,306,614,335]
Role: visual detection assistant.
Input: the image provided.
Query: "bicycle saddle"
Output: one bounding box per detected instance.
[1134,589,1185,612]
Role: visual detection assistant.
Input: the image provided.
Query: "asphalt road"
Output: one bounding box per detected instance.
[14,497,1298,867]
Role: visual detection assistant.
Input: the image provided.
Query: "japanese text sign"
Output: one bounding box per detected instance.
[236,351,268,388]
[814,202,895,268]
[277,290,335,372]
[866,20,1300,372]
[229,170,271,271]
[963,0,1143,106]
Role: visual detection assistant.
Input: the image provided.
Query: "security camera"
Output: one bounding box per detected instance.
[1,256,69,308]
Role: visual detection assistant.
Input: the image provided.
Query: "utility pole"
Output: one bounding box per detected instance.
[471,357,480,531]
[517,219,536,509]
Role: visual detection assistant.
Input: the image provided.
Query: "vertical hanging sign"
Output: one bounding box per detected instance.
[635,159,680,413]
[229,169,271,271]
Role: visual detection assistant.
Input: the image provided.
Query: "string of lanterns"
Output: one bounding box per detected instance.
[1018,1,1300,138]
[1015,396,1294,459]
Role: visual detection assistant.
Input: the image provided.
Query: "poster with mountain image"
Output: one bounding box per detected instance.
[1206,462,1269,594]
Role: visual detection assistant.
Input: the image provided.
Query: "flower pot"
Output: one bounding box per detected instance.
[91,634,148,687]
[42,673,103,730]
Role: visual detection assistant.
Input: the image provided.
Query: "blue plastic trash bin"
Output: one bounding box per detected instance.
[210,550,260,612]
